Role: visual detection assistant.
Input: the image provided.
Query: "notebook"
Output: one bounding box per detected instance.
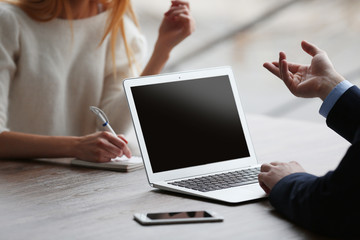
[123,66,267,203]
[71,156,143,172]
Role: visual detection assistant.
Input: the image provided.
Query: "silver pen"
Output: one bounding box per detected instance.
[89,106,117,136]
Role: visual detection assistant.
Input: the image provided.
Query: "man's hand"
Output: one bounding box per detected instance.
[258,161,305,194]
[263,41,345,100]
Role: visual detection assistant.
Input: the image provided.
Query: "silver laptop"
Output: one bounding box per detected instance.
[123,66,267,203]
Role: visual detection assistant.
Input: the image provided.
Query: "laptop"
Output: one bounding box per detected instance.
[123,66,267,203]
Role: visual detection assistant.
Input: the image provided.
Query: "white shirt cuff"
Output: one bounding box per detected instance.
[319,80,353,118]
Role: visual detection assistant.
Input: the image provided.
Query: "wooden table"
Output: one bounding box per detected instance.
[0,115,350,240]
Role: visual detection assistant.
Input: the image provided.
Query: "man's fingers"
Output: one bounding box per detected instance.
[260,163,272,172]
[258,173,270,194]
[263,62,280,78]
[280,60,299,95]
[281,60,292,83]
[279,55,283,79]
[287,62,301,74]
[275,61,301,75]
[289,161,306,172]
[270,161,281,166]
[279,52,286,79]
[301,40,322,57]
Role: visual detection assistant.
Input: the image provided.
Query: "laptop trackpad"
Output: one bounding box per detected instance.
[206,184,267,203]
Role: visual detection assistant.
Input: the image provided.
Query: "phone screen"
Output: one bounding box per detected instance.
[147,211,212,220]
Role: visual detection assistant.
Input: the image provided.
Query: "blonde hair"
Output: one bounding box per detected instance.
[2,0,139,77]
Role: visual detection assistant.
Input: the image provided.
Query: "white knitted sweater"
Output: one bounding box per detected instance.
[0,3,146,144]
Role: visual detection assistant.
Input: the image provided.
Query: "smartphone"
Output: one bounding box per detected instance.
[133,210,223,225]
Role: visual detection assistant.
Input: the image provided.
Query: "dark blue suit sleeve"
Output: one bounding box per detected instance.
[326,85,360,142]
[268,86,360,237]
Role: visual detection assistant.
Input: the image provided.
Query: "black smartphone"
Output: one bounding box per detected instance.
[133,210,223,225]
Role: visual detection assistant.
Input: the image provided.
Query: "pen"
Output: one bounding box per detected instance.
[89,106,128,144]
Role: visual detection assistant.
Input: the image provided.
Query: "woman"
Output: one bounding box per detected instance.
[0,0,195,162]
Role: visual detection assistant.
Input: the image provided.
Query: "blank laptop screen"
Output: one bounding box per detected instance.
[131,75,250,173]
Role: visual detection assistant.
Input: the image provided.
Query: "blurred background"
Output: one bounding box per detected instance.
[132,0,360,124]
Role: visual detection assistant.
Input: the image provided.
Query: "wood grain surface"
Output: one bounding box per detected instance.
[0,115,349,240]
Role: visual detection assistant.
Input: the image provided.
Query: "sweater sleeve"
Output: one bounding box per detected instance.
[0,5,20,134]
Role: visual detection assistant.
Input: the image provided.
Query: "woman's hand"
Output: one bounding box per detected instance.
[74,131,131,163]
[157,0,195,53]
[141,0,195,76]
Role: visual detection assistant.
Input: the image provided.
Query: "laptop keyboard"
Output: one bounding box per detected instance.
[169,167,260,192]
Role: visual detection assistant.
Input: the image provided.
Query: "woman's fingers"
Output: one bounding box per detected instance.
[171,0,190,9]
[118,134,128,144]
[164,4,190,25]
[104,132,132,159]
[96,132,123,157]
[165,4,189,17]
[118,135,132,158]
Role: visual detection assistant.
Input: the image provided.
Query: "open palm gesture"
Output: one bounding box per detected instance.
[263,41,344,100]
